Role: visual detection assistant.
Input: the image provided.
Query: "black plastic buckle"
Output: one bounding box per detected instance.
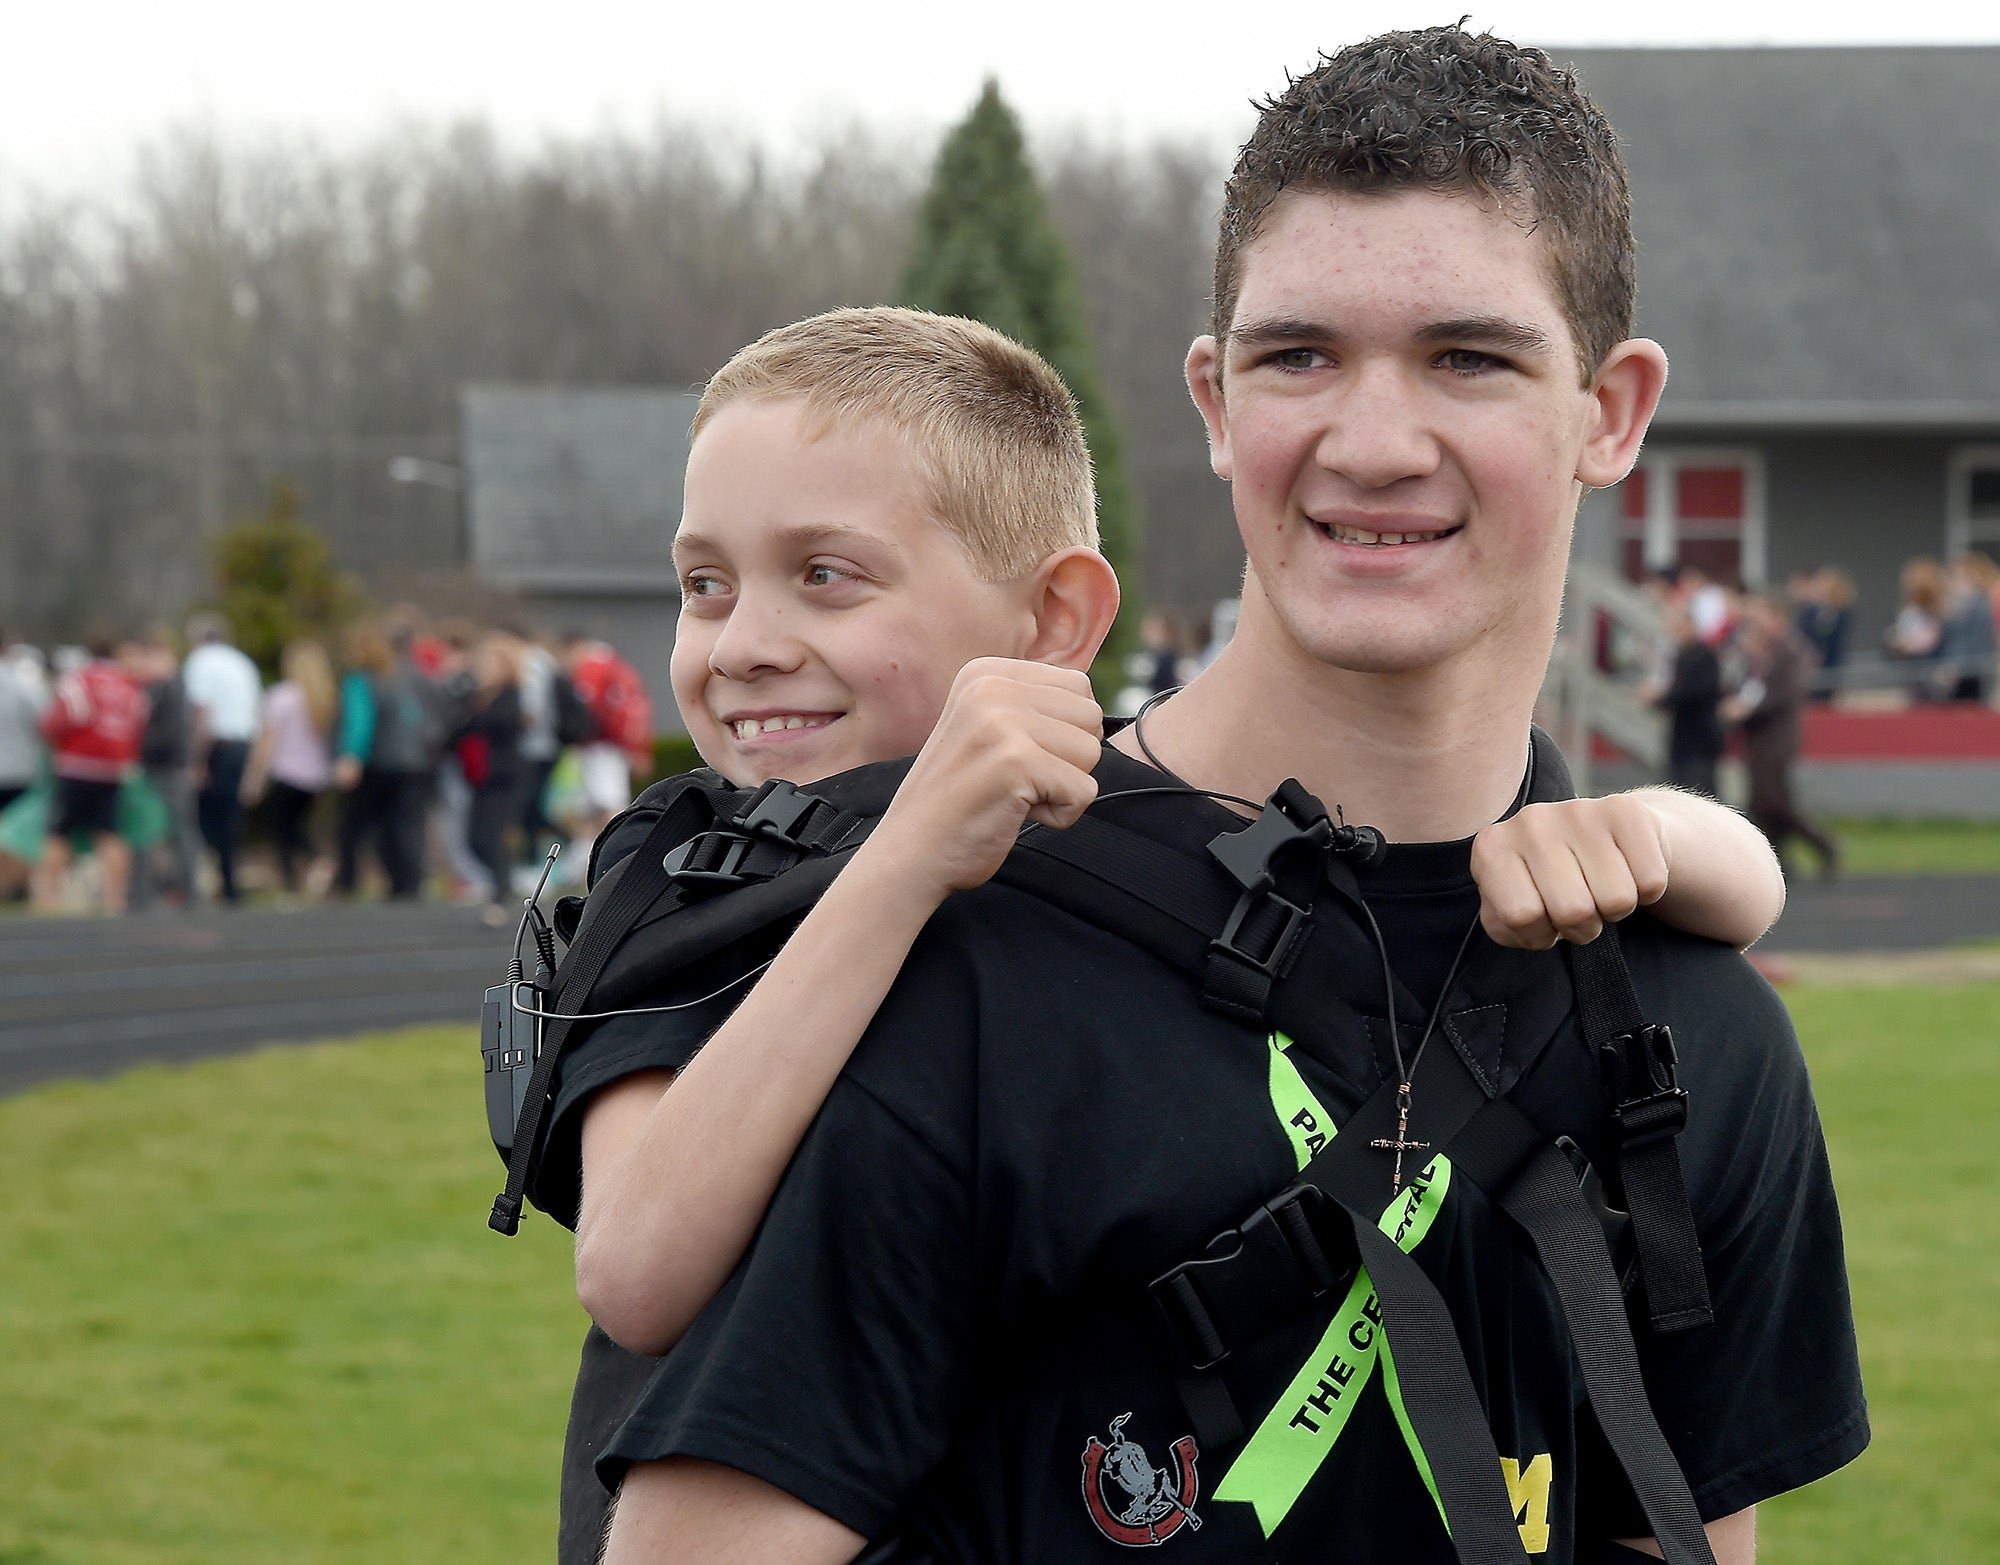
[1147,1185,1346,1371]
[662,781,822,886]
[1207,794,1330,894]
[1601,1023,1688,1151]
[1210,891,1310,980]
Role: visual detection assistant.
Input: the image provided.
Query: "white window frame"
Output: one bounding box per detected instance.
[1625,446,1769,586]
[1946,443,2000,557]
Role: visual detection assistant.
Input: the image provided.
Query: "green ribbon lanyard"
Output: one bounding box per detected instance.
[1214,1032,1453,1538]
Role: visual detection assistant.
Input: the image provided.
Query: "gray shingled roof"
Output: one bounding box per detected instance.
[462,385,701,589]
[1554,46,2000,424]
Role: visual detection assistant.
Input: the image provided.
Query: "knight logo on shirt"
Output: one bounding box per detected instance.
[1080,1413,1201,1547]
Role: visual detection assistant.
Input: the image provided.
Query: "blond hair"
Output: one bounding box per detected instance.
[692,307,1096,581]
[281,639,338,738]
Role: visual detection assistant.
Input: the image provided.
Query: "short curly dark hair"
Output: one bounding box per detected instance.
[1213,25,1633,382]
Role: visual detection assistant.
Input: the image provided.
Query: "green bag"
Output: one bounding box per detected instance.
[0,771,167,862]
[117,772,170,850]
[0,779,49,864]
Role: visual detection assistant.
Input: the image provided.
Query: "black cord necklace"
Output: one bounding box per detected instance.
[1131,687,1492,1191]
[1358,904,1484,1192]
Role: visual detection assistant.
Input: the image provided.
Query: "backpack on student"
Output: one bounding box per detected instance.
[570,649,652,757]
[369,661,448,774]
[482,731,1721,1565]
[551,673,597,748]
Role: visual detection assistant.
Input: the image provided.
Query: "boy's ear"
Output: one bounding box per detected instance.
[1577,337,1669,488]
[1021,547,1122,672]
[1185,335,1232,480]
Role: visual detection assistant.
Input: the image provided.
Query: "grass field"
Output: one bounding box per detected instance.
[1,986,1995,1563]
[1822,818,2000,877]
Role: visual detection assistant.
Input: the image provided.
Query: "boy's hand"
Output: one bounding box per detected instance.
[1470,796,1672,949]
[862,657,1103,903]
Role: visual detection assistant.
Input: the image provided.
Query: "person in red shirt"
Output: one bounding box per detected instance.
[35,636,147,913]
[561,634,653,849]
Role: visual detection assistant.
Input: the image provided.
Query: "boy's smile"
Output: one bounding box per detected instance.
[671,397,1035,788]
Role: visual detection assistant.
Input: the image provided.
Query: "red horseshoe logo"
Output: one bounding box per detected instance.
[1080,1431,1201,1547]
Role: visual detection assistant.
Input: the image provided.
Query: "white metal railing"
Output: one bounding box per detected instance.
[1542,561,1669,795]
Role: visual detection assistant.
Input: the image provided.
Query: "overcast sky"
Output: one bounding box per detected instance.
[6,1,1997,193]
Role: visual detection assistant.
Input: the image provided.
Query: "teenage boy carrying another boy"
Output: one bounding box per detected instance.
[531,297,1799,1564]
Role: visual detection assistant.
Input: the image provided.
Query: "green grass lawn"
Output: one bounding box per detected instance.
[0,1027,582,1565]
[1824,817,2000,876]
[1,986,1994,1562]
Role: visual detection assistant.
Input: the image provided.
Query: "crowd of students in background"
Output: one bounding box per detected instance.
[1635,548,1999,879]
[0,610,652,920]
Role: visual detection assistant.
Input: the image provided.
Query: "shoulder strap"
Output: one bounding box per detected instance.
[1530,726,1714,1335]
[1446,1099,1717,1565]
[1567,936,1714,1334]
[490,776,878,1233]
[488,780,732,1234]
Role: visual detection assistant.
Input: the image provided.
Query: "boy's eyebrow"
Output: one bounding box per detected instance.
[1227,315,1337,351]
[672,522,898,562]
[1413,316,1557,356]
[1227,313,1557,357]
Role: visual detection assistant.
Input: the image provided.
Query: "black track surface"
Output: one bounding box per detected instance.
[2,873,1994,1095]
[0,902,509,1096]
[1757,873,2000,954]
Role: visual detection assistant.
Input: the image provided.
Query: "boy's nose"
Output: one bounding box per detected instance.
[1311,364,1443,490]
[706,595,807,681]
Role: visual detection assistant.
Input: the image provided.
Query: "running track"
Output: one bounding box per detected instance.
[3,876,1998,1094]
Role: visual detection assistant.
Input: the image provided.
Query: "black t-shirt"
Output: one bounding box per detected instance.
[566,747,1865,1561]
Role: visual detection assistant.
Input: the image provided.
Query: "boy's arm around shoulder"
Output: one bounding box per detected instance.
[1473,788,1784,952]
[575,658,1104,1353]
[593,897,990,1553]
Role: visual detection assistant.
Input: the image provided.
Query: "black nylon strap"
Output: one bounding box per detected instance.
[1173,1366,1246,1454]
[1448,1104,1717,1565]
[488,787,721,1233]
[1283,1051,1531,1562]
[1536,726,1713,1335]
[1346,1217,1531,1564]
[1568,932,1714,1334]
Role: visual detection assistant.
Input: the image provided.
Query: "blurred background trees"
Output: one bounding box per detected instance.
[207,481,367,675]
[0,116,1223,648]
[900,82,1141,686]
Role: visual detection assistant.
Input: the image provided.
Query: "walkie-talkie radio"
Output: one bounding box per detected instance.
[483,846,562,1162]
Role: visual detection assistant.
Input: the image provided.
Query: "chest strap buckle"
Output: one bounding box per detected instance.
[1148,1184,1353,1372]
[663,780,847,887]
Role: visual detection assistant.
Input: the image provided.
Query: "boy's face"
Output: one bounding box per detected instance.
[1191,187,1608,682]
[672,397,1034,787]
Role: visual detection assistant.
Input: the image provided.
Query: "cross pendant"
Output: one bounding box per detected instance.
[1369,1083,1430,1193]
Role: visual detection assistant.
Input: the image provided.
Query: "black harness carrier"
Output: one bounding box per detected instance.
[481,730,1721,1565]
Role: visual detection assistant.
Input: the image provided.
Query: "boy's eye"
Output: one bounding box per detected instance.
[804,562,860,588]
[1438,348,1502,377]
[680,571,729,602]
[1268,346,1330,372]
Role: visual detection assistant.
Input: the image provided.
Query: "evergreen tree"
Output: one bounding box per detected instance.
[210,481,368,676]
[900,82,1140,686]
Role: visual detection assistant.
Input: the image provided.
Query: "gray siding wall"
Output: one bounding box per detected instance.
[1748,432,1956,649]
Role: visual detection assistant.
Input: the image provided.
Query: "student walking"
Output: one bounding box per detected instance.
[182,613,263,903]
[129,632,199,909]
[454,632,525,924]
[35,637,146,914]
[1645,602,1726,797]
[243,640,336,894]
[0,629,47,816]
[1729,596,1840,876]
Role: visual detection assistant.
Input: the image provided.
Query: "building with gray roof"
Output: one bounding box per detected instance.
[461,385,699,721]
[1559,45,2000,637]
